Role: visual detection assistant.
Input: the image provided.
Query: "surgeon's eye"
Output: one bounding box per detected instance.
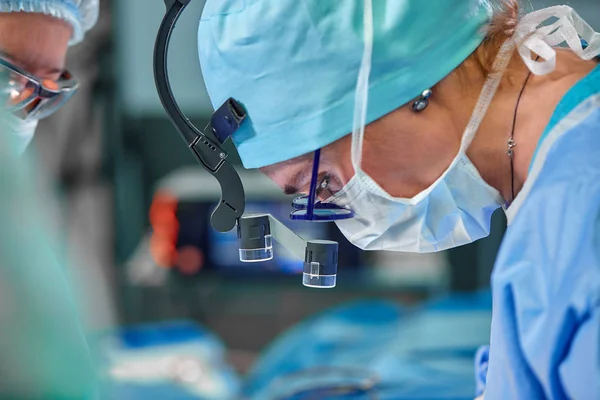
[317,174,339,200]
[289,172,341,199]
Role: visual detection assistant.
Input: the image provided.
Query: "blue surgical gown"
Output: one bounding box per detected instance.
[477,63,600,399]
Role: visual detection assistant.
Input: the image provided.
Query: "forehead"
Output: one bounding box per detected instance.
[2,52,63,81]
[0,13,71,80]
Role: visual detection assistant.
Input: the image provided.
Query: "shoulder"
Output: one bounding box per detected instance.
[508,102,600,224]
[538,105,600,188]
[521,104,600,216]
[495,106,600,305]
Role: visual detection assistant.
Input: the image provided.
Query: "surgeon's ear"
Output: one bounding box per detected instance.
[411,89,433,112]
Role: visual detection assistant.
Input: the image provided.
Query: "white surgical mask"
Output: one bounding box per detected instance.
[332,3,599,253]
[1,113,38,155]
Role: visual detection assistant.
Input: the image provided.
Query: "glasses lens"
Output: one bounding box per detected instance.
[293,195,350,210]
[292,195,312,210]
[290,207,353,221]
[293,195,345,208]
[0,61,77,120]
[32,72,77,119]
[0,71,37,111]
[30,92,71,120]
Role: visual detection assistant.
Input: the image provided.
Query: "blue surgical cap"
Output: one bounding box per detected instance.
[199,0,492,169]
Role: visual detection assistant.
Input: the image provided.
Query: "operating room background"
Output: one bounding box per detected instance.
[28,0,600,373]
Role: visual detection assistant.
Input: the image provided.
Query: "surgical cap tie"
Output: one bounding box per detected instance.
[515,5,600,76]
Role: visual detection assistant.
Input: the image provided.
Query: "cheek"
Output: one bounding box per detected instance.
[359,113,461,197]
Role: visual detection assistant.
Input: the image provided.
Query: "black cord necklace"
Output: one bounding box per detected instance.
[508,68,535,203]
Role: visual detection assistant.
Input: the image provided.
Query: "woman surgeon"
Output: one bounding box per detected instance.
[197,0,600,398]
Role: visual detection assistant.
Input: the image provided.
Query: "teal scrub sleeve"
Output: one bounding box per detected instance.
[0,113,97,399]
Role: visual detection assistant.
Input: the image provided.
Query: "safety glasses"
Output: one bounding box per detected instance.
[290,149,354,221]
[0,54,78,121]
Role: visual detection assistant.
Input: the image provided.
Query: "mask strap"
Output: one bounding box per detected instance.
[350,0,374,175]
[515,5,600,76]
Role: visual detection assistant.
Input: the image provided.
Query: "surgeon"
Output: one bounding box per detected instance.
[198,0,600,398]
[0,0,98,153]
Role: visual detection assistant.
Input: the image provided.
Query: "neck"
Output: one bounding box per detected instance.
[461,50,597,204]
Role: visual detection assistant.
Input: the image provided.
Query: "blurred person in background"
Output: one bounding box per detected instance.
[0,1,100,398]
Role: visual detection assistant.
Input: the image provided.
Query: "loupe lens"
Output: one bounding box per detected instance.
[237,214,273,262]
[303,262,336,288]
[239,234,273,262]
[303,241,338,289]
